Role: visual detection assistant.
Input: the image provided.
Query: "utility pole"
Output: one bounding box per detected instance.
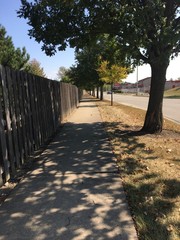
[136,66,139,95]
[111,83,113,106]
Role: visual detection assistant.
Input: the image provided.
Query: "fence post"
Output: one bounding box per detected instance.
[6,67,20,168]
[12,69,24,164]
[19,71,28,160]
[24,72,34,156]
[0,66,10,184]
[1,66,16,176]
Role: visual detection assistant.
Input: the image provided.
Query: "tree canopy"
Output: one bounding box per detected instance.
[64,34,131,90]
[18,1,180,63]
[67,47,101,89]
[0,24,30,70]
[18,0,180,133]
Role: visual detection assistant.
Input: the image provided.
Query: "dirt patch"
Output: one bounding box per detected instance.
[97,100,180,240]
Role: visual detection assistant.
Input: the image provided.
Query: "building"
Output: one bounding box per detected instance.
[116,78,180,93]
[137,77,151,93]
[165,79,180,90]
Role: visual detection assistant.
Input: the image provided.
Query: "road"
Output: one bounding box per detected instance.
[103,93,180,124]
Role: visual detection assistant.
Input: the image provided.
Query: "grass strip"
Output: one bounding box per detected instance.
[97,100,180,240]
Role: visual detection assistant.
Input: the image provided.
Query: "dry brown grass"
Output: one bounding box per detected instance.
[97,100,180,240]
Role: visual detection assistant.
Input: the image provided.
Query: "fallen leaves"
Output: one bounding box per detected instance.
[167,224,174,232]
[97,100,180,240]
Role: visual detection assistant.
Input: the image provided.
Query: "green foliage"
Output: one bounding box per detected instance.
[74,46,101,88]
[0,24,30,70]
[0,25,14,66]
[117,1,180,66]
[65,35,131,89]
[25,59,46,77]
[18,1,180,64]
[66,52,100,89]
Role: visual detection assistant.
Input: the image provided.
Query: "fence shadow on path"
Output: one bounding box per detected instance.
[0,116,137,239]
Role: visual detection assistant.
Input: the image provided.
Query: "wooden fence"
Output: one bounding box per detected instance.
[0,65,80,186]
[60,82,79,121]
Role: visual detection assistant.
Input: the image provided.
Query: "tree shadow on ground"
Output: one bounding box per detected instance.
[80,97,100,103]
[0,97,179,239]
[124,177,180,240]
[0,119,137,239]
[103,120,180,240]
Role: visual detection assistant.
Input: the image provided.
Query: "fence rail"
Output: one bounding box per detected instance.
[0,65,80,186]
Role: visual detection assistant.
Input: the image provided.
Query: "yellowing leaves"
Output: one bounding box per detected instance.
[97,60,128,84]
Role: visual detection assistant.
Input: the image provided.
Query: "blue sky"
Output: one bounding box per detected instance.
[0,0,75,80]
[0,0,180,82]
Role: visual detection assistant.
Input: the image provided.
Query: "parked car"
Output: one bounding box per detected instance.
[107,91,112,94]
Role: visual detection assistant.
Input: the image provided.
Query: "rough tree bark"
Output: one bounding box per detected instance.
[141,61,169,133]
[100,85,103,100]
[96,86,99,98]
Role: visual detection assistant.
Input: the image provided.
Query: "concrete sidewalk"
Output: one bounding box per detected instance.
[0,96,138,240]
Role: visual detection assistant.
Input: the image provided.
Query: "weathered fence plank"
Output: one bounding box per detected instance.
[28,74,38,150]
[0,68,10,182]
[25,73,34,155]
[6,67,20,168]
[37,77,44,145]
[1,66,16,176]
[12,70,24,164]
[0,64,80,186]
[19,71,28,160]
[32,74,41,149]
[23,72,31,156]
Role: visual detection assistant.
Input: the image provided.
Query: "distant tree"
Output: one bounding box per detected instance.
[73,47,102,89]
[97,61,128,85]
[14,47,30,70]
[0,25,30,70]
[25,59,46,77]
[97,60,128,105]
[68,35,131,95]
[57,66,70,82]
[0,25,15,66]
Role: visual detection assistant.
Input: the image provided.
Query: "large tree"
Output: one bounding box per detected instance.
[0,25,30,70]
[18,0,180,133]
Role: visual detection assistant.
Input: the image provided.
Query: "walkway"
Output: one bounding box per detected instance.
[0,96,138,240]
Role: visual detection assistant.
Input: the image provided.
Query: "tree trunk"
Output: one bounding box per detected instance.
[96,86,99,98]
[100,85,103,100]
[141,61,169,133]
[92,88,95,97]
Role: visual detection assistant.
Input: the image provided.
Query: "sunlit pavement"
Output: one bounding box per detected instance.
[0,95,138,240]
